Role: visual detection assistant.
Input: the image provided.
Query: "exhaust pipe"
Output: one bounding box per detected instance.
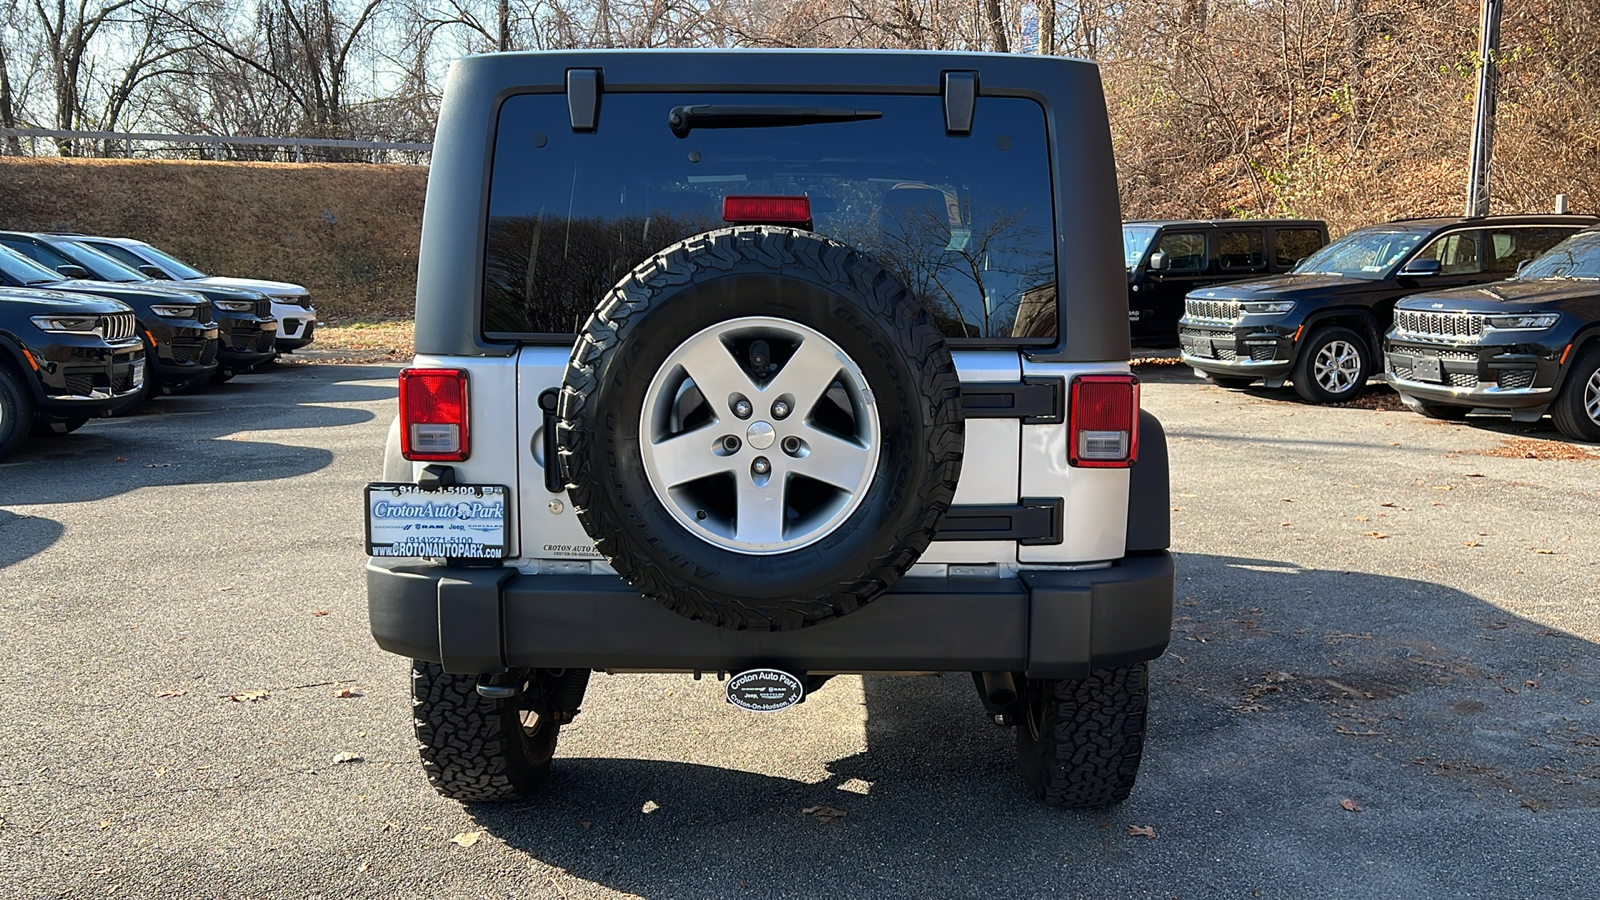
[977,671,1019,710]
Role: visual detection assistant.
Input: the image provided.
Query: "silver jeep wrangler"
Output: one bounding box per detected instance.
[366,49,1174,809]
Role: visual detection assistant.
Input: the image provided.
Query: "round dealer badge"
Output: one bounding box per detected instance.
[725,669,805,712]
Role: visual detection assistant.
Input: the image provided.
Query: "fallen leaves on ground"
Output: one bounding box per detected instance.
[154,689,186,698]
[311,610,331,617]
[448,830,484,847]
[331,687,362,698]
[1366,531,1390,539]
[802,806,847,824]
[1341,798,1363,812]
[1478,438,1598,461]
[332,751,363,764]
[1130,356,1184,367]
[1463,541,1481,547]
[1126,825,1156,838]
[224,690,268,702]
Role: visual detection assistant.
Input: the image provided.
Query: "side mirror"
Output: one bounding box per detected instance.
[1148,250,1169,272]
[137,264,167,278]
[56,264,90,279]
[1400,258,1442,277]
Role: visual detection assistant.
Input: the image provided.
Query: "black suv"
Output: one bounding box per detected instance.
[0,244,219,397]
[1124,218,1327,345]
[1385,226,1600,440]
[0,285,144,456]
[1179,215,1596,403]
[0,232,277,379]
[365,51,1173,810]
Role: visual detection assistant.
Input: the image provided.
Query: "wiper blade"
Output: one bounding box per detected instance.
[669,105,882,138]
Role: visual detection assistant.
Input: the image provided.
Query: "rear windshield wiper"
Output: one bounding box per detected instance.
[669,105,882,138]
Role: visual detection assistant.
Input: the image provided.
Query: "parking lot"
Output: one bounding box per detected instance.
[2,359,1596,899]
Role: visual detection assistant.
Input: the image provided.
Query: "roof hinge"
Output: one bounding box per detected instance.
[566,69,602,132]
[942,71,977,135]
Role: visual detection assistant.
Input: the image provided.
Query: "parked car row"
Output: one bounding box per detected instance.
[0,233,317,458]
[1146,213,1600,441]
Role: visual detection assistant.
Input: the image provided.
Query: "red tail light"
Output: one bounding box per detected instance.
[723,195,812,226]
[399,368,469,461]
[1069,375,1139,468]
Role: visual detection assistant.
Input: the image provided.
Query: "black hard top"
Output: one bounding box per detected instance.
[1123,218,1326,229]
[415,49,1128,362]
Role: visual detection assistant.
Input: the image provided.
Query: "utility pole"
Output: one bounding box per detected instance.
[1465,0,1502,217]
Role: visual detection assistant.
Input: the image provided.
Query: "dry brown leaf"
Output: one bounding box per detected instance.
[448,830,484,847]
[154,689,186,698]
[312,610,331,617]
[1533,549,1556,555]
[225,689,268,703]
[1353,516,1369,522]
[1366,532,1390,539]
[1265,672,1295,683]
[1126,824,1156,838]
[801,805,848,824]
[1463,541,1481,547]
[1340,798,1363,812]
[331,688,362,699]
[332,751,363,764]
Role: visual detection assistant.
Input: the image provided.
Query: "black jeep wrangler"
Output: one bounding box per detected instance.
[0,285,145,456]
[1386,226,1600,440]
[366,50,1174,809]
[1179,214,1595,403]
[1123,218,1327,346]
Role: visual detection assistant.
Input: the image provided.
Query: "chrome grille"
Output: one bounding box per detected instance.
[1184,298,1241,323]
[98,312,136,341]
[1393,310,1485,342]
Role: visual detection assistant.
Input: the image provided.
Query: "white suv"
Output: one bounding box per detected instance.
[365,50,1174,809]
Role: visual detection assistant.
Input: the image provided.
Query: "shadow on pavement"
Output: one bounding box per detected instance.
[0,509,63,569]
[468,553,1599,898]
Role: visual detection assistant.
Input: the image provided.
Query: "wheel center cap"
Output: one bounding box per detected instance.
[746,421,776,450]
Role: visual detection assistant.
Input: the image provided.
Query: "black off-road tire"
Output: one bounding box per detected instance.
[1207,374,1256,389]
[0,364,36,459]
[1551,343,1600,442]
[1292,325,1371,404]
[412,661,559,802]
[1017,663,1149,809]
[558,226,964,631]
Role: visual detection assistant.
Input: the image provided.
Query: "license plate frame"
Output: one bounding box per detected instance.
[365,482,509,559]
[1412,355,1442,383]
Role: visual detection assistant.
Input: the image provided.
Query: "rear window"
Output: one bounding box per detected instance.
[483,92,1057,342]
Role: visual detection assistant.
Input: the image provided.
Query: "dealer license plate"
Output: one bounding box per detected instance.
[365,483,509,559]
[1412,356,1442,383]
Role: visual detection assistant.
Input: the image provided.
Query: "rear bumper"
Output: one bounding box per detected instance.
[367,551,1175,679]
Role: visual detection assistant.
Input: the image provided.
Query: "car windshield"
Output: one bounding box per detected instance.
[484,92,1058,341]
[1515,230,1600,280]
[0,245,65,286]
[58,240,152,283]
[1122,225,1158,269]
[136,243,207,280]
[1293,229,1426,279]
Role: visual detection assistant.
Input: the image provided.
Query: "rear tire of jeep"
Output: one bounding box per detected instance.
[1292,326,1370,404]
[558,226,964,631]
[0,365,36,460]
[1550,343,1600,442]
[412,661,559,803]
[1207,374,1256,389]
[1017,662,1149,809]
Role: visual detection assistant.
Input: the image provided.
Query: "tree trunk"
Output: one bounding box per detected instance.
[985,0,1009,53]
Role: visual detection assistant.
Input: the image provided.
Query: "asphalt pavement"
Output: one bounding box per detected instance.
[1,359,1596,899]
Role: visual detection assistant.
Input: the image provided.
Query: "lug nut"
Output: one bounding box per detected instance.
[782,436,801,454]
[771,400,791,419]
[752,457,771,476]
[722,435,742,453]
[733,398,752,419]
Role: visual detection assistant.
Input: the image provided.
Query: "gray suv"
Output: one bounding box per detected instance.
[364,50,1174,809]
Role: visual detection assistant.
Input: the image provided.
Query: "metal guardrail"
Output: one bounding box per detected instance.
[0,127,431,163]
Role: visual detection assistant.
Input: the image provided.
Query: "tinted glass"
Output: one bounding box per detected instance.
[1414,231,1482,275]
[1216,229,1265,270]
[1274,228,1323,268]
[1122,225,1157,268]
[86,242,153,270]
[0,245,66,285]
[1485,227,1580,274]
[485,93,1057,340]
[1517,230,1600,280]
[1154,232,1205,272]
[58,240,150,282]
[1294,229,1425,279]
[133,243,206,280]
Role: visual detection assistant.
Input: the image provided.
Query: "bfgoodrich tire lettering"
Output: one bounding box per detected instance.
[558,226,964,631]
[412,661,558,802]
[1017,663,1149,808]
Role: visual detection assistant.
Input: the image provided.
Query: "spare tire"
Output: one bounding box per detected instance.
[558,226,963,631]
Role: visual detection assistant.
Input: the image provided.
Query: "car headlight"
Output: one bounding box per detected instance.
[1239,300,1296,315]
[30,315,102,335]
[1484,313,1559,331]
[213,300,255,313]
[148,304,199,318]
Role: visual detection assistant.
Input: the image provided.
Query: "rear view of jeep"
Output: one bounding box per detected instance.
[366,51,1174,809]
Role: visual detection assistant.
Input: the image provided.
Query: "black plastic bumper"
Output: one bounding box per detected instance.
[1383,337,1562,409]
[1178,322,1295,378]
[367,552,1175,680]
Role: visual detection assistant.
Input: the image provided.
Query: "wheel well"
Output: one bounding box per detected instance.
[1303,312,1380,352]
